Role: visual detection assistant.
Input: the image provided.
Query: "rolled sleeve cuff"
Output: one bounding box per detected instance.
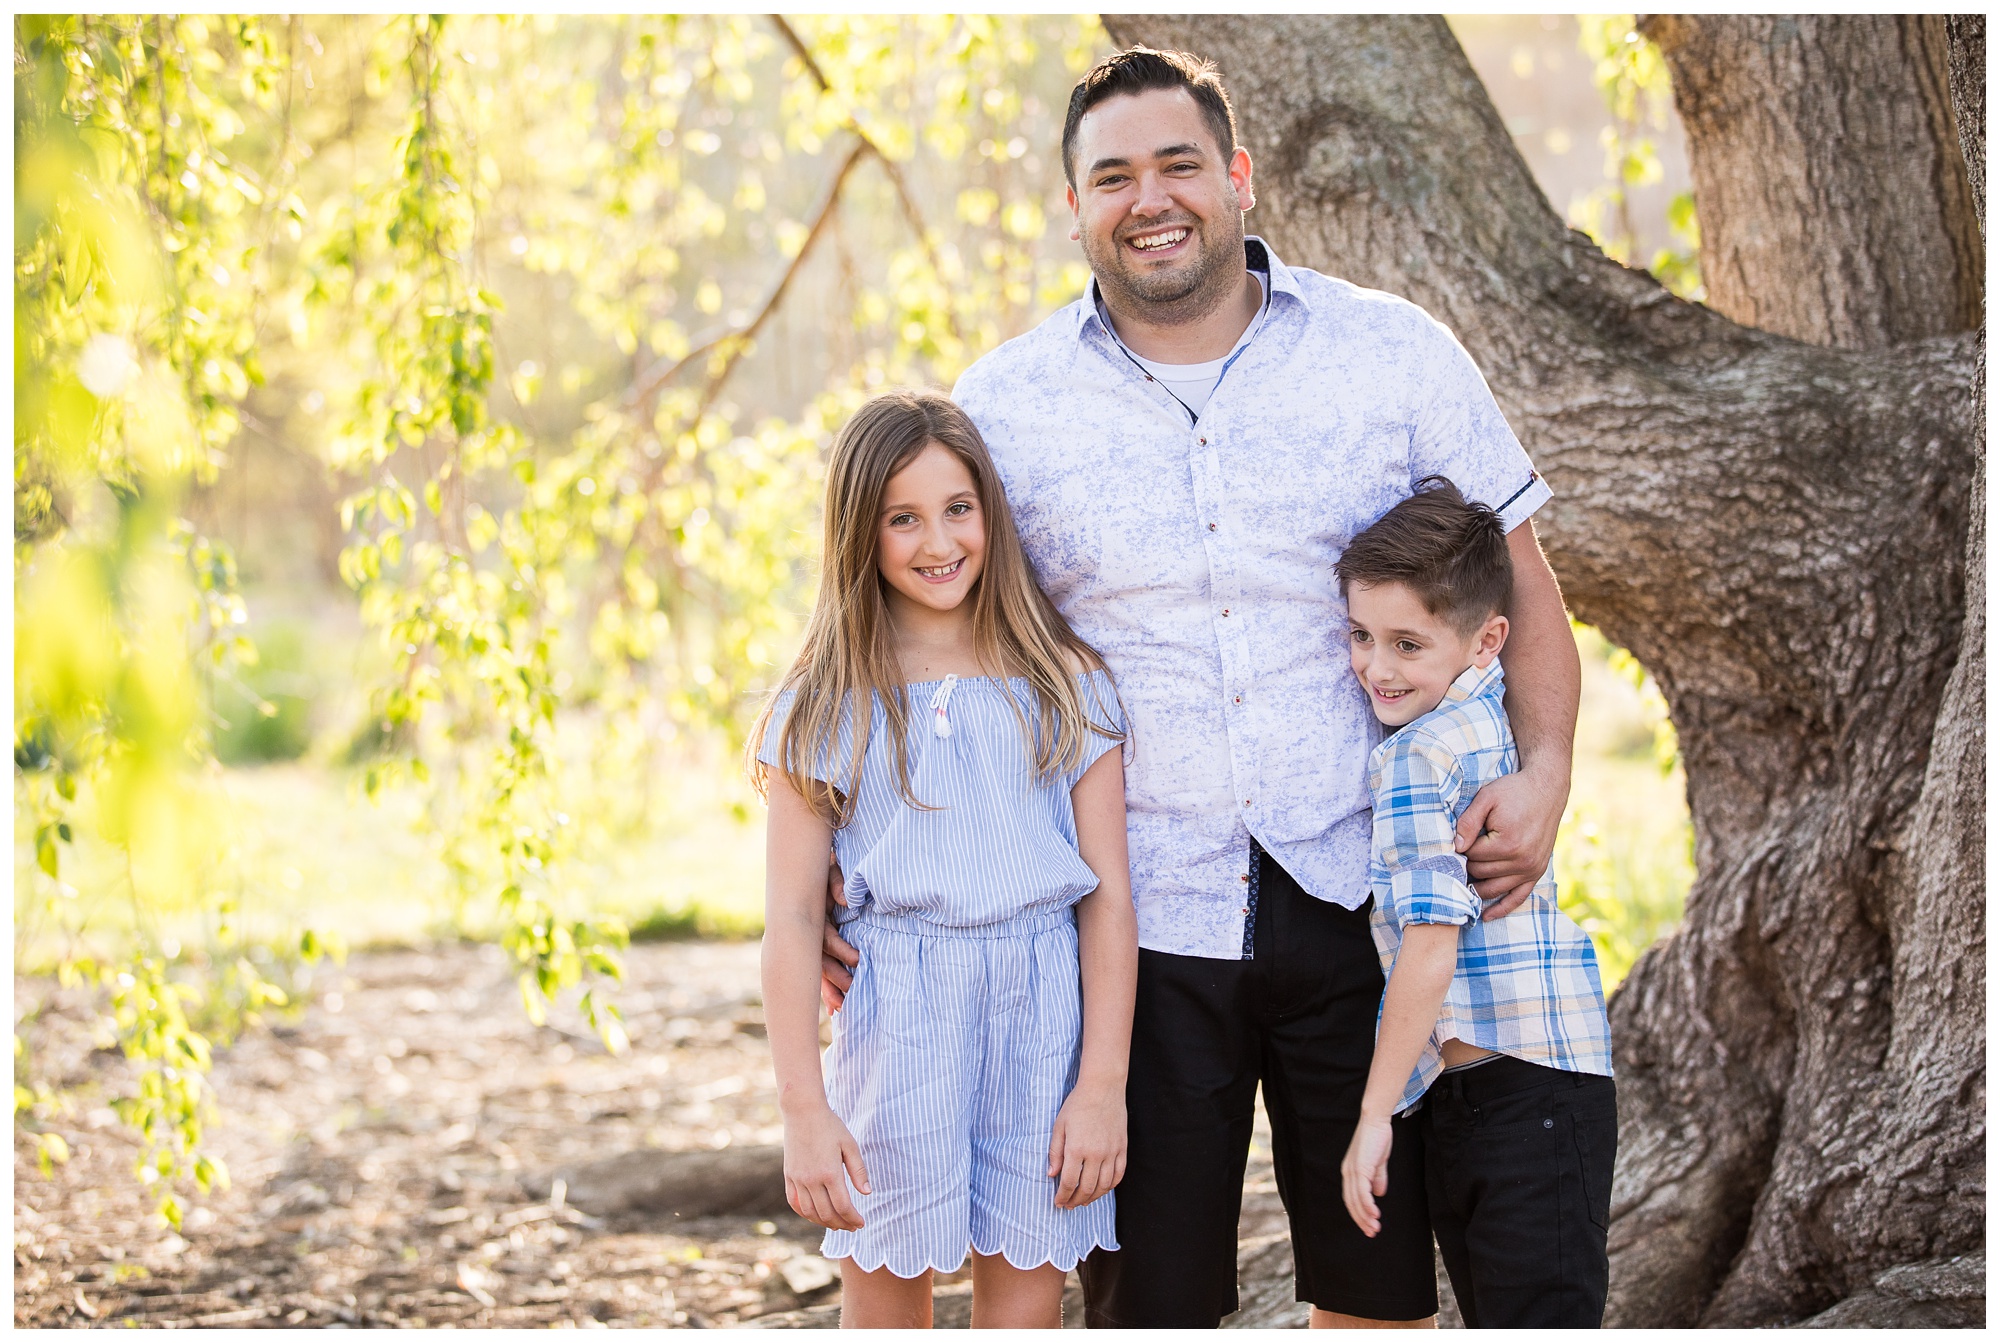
[1495,470,1553,533]
[1389,867,1480,928]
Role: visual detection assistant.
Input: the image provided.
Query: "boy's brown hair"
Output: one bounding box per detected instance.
[1336,477,1513,634]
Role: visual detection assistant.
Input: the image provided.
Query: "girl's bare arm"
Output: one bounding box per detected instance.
[762,774,869,1229]
[1049,747,1138,1209]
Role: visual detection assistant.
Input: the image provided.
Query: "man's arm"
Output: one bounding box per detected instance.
[819,861,857,1014]
[1455,520,1580,916]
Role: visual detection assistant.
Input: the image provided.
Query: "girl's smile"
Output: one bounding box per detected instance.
[915,557,966,582]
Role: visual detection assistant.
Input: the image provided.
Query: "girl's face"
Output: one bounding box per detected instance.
[876,441,986,617]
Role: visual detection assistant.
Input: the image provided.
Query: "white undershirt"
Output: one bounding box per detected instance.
[1106,269,1271,418]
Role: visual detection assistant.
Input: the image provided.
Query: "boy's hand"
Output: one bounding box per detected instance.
[783,1105,870,1231]
[1455,763,1567,918]
[1341,1113,1395,1238]
[819,854,859,1013]
[1048,1083,1127,1210]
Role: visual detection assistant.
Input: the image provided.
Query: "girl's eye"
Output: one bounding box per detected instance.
[946,501,972,516]
[889,513,916,527]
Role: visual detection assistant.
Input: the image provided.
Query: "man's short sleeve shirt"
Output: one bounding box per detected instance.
[952,238,1550,960]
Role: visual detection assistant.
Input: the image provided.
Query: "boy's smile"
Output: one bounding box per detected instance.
[1346,580,1508,728]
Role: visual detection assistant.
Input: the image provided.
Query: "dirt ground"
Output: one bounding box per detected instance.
[14,940,1294,1329]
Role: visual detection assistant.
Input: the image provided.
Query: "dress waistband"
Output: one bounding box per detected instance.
[839,905,1076,941]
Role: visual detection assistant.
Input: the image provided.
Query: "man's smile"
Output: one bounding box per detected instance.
[1126,224,1191,255]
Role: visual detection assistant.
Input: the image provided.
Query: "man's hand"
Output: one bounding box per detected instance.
[819,855,859,1013]
[1455,763,1568,920]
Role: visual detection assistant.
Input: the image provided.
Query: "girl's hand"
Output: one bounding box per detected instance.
[783,1106,870,1231]
[1048,1083,1127,1210]
[1341,1113,1395,1238]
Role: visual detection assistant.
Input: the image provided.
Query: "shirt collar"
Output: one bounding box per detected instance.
[1074,234,1304,343]
[1442,659,1506,709]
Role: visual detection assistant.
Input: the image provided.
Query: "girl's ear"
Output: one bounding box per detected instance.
[1472,613,1509,667]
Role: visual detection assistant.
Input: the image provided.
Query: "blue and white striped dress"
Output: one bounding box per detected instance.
[758,669,1125,1278]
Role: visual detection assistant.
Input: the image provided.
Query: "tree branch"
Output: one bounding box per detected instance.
[768,14,961,339]
[622,136,869,414]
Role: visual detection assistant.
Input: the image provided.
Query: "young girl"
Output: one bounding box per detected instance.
[751,390,1136,1329]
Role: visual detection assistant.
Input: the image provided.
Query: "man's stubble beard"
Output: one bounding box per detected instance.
[1083,209,1247,329]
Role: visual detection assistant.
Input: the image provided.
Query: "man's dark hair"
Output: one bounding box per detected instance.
[1336,477,1513,635]
[1061,46,1238,189]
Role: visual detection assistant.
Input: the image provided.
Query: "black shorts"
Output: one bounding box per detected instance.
[1421,1054,1617,1328]
[1078,844,1439,1326]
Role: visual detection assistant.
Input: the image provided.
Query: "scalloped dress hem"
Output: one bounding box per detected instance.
[823,1231,1121,1280]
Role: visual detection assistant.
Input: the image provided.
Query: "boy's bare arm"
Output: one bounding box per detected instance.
[1361,924,1460,1121]
[1459,522,1579,917]
[1341,923,1460,1237]
[1053,747,1138,1211]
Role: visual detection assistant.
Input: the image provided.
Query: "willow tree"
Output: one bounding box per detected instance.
[1105,14,1983,1329]
[15,14,1102,1221]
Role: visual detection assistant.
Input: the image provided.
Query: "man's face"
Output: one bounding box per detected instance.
[1066,88,1254,320]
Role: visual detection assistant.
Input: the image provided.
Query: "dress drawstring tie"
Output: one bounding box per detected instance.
[930,674,959,739]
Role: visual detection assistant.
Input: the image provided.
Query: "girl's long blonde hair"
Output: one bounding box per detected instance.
[749,389,1122,827]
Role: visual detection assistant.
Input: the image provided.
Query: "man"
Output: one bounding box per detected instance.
[824,47,1580,1327]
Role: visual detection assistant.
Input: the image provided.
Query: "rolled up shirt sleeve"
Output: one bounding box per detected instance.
[1408,315,1552,534]
[1373,738,1481,928]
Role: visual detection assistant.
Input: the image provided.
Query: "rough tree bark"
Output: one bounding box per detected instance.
[1102,15,1983,1327]
[1639,16,1980,348]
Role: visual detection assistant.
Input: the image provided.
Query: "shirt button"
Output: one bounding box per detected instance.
[1208,522,1217,531]
[1198,436,1208,445]
[1240,874,1250,883]
[1222,608,1230,617]
[1240,907,1249,915]
[1243,798,1252,807]
[1233,695,1242,704]
[1543,1118,1554,1130]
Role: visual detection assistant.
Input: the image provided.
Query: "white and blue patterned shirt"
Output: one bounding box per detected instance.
[954,237,1551,960]
[1367,661,1613,1114]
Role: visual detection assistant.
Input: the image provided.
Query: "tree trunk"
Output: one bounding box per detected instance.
[1638,16,1981,348]
[1101,15,1982,1327]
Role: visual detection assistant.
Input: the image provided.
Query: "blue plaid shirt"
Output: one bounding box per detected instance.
[1367,660,1612,1115]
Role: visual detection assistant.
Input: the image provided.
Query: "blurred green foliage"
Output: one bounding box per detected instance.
[211,621,315,763]
[15,13,1106,1220]
[1556,626,1692,992]
[1569,15,1702,298]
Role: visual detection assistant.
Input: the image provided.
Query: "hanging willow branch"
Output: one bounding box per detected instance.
[769,11,960,324]
[620,13,966,414]
[623,136,870,415]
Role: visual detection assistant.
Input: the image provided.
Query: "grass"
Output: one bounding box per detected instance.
[16,628,1691,993]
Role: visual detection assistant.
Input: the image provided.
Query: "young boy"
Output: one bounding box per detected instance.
[1335,477,1616,1329]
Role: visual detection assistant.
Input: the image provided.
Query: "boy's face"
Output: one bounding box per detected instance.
[1346,581,1508,728]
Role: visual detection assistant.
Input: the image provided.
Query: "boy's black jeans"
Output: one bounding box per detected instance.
[1419,1053,1618,1328]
